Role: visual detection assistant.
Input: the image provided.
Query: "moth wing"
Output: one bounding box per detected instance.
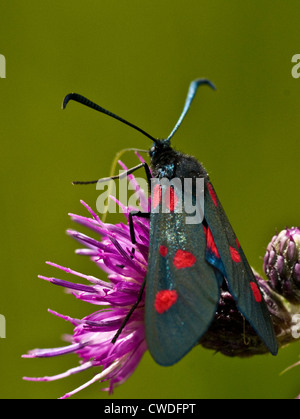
[204,180,278,355]
[145,183,220,366]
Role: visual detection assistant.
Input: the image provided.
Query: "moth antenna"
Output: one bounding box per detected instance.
[167,79,216,141]
[62,93,158,143]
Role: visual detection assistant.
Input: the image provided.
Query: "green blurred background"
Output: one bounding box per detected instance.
[0,1,299,399]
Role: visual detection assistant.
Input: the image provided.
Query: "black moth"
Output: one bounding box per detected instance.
[63,79,278,366]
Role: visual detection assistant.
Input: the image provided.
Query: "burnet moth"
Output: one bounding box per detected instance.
[63,79,278,366]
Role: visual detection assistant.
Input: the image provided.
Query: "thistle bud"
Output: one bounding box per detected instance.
[264,227,300,305]
[199,271,293,357]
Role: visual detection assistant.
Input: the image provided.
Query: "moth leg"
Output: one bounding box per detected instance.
[114,162,151,266]
[116,210,150,267]
[129,211,150,245]
[72,163,144,185]
[73,161,152,185]
[111,274,146,344]
[111,211,150,343]
[112,164,151,342]
[114,211,150,268]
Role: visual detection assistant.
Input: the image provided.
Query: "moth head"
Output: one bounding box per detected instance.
[149,139,171,159]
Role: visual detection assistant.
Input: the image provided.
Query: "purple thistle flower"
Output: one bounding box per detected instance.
[23,160,150,398]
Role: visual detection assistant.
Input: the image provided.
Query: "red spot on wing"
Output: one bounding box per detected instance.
[159,245,168,257]
[173,249,196,269]
[207,183,217,206]
[230,246,241,263]
[203,225,220,258]
[165,186,178,212]
[154,290,178,314]
[236,238,240,248]
[250,282,262,302]
[152,184,161,209]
